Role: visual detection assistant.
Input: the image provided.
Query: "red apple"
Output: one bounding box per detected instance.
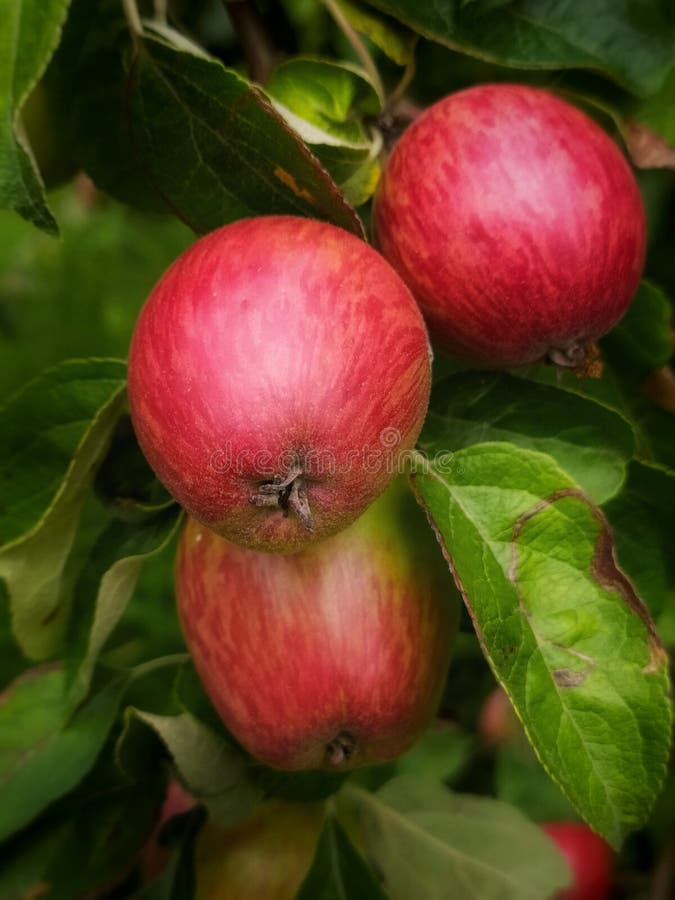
[194,801,324,900]
[128,215,431,553]
[542,822,613,900]
[478,687,520,747]
[175,479,458,770]
[374,84,646,368]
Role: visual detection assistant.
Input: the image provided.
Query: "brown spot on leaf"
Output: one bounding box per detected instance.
[273,166,316,204]
[510,489,667,678]
[553,668,588,688]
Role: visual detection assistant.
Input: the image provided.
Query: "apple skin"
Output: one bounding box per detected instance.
[175,479,458,771]
[478,687,519,747]
[194,801,324,900]
[128,215,431,554]
[373,84,646,368]
[140,779,195,883]
[541,822,612,900]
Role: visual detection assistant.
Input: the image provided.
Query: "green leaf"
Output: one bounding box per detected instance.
[394,723,473,784]
[122,710,262,826]
[0,0,70,233]
[126,33,363,235]
[602,282,673,373]
[495,741,577,824]
[69,505,182,699]
[0,359,127,660]
[364,0,675,96]
[266,57,383,206]
[0,757,165,900]
[423,371,635,503]
[335,0,417,66]
[342,777,571,899]
[0,666,128,842]
[411,442,671,846]
[297,812,387,899]
[267,58,382,143]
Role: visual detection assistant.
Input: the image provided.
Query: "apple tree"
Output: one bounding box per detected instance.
[0,1,674,898]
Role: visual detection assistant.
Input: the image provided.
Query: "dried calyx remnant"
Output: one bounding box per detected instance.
[325,731,356,767]
[250,461,314,531]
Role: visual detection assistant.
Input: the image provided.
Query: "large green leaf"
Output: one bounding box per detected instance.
[365,1,675,96]
[120,710,261,826]
[0,359,127,659]
[0,0,70,233]
[0,666,128,842]
[342,777,571,899]
[423,371,635,503]
[297,812,387,899]
[126,34,363,234]
[411,443,671,846]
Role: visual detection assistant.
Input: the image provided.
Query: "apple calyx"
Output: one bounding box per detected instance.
[547,342,588,369]
[250,460,314,532]
[325,731,357,767]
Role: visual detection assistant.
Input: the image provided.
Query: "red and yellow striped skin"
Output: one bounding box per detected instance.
[374,84,646,367]
[128,216,431,553]
[175,481,458,771]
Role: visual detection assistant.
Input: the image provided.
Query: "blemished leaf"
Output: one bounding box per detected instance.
[69,505,182,700]
[297,813,387,900]
[0,666,128,842]
[364,0,675,96]
[602,282,673,373]
[0,0,70,233]
[126,33,363,235]
[422,370,635,504]
[335,0,417,66]
[411,443,671,847]
[603,490,668,618]
[123,710,262,826]
[342,776,571,899]
[0,359,127,660]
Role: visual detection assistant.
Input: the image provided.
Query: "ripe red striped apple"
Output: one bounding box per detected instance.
[194,801,324,900]
[128,216,431,553]
[175,480,458,770]
[542,822,612,900]
[374,84,646,368]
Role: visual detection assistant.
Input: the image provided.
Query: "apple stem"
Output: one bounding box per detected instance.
[250,462,314,532]
[325,732,356,767]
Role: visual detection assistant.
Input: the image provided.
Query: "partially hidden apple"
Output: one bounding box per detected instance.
[194,801,324,900]
[140,779,195,883]
[374,84,646,368]
[478,686,520,748]
[542,821,613,900]
[175,478,458,770]
[128,215,431,553]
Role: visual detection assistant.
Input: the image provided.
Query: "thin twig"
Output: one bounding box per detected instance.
[324,0,385,101]
[122,0,143,45]
[222,0,278,85]
[385,38,418,112]
[154,0,168,25]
